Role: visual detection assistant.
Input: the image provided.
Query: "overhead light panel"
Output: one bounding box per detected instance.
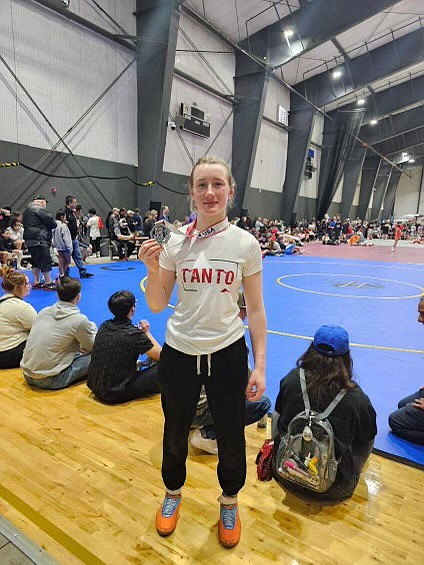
[357,98,366,106]
[332,69,342,79]
[284,29,294,38]
[408,157,415,163]
[370,119,378,125]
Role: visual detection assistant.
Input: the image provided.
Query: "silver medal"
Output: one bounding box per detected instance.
[151,220,171,245]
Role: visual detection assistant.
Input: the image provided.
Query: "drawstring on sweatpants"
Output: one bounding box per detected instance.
[196,354,212,376]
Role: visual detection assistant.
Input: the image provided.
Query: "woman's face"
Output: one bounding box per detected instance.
[190,164,234,221]
[15,276,31,299]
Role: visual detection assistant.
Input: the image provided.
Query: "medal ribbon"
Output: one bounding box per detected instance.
[185,218,229,240]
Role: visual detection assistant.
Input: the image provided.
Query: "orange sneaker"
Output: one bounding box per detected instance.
[218,503,241,548]
[156,494,181,536]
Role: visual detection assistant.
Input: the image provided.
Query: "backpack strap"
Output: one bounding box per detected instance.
[299,367,347,420]
[316,388,347,420]
[299,368,311,416]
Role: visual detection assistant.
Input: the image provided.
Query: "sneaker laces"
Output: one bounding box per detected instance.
[162,495,180,517]
[220,504,237,530]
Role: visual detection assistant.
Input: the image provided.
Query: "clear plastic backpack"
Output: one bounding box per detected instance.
[274,368,346,493]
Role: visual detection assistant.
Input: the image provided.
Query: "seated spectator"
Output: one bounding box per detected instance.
[273,325,376,501]
[0,207,12,231]
[0,267,36,368]
[7,217,25,251]
[236,216,249,230]
[389,389,424,446]
[322,233,339,245]
[261,234,282,257]
[0,228,20,267]
[21,277,97,389]
[87,290,161,404]
[113,218,135,260]
[190,291,271,454]
[388,297,424,445]
[280,234,303,255]
[348,230,373,247]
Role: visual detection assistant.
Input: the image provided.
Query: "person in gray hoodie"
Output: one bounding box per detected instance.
[52,210,73,278]
[21,276,97,389]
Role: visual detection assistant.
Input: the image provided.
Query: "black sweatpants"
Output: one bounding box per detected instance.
[158,337,248,496]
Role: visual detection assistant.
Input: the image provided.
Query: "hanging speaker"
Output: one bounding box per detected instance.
[149,201,161,214]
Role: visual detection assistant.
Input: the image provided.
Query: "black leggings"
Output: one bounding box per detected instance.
[0,341,26,369]
[158,338,248,496]
[90,237,101,254]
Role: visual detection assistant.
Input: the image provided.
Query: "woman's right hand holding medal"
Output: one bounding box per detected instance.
[138,239,162,273]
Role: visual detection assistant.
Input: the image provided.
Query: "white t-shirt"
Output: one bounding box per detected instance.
[0,294,37,351]
[159,221,262,355]
[86,216,101,238]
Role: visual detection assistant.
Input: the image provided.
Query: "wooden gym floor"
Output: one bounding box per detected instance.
[0,368,422,565]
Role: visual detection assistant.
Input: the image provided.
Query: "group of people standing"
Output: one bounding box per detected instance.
[20,194,94,289]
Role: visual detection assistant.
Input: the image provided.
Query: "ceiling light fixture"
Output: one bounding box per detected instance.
[357,98,366,106]
[284,29,294,38]
[408,157,415,163]
[370,119,378,125]
[332,69,342,79]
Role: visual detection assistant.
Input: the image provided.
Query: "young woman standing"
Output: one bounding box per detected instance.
[139,156,266,548]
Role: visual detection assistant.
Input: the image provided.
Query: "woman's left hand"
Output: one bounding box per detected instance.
[246,368,266,401]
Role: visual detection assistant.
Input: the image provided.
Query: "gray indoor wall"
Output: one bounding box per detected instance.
[350,205,359,219]
[327,203,341,218]
[0,140,137,218]
[295,196,317,222]
[243,186,284,220]
[140,171,191,221]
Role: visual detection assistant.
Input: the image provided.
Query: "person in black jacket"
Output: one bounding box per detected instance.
[22,196,56,289]
[64,195,93,278]
[87,290,161,404]
[273,325,376,501]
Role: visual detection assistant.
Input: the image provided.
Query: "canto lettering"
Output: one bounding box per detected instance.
[182,267,235,285]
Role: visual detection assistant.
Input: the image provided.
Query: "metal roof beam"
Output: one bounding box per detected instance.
[294,26,424,109]
[339,74,424,125]
[361,104,424,145]
[374,126,424,156]
[31,0,136,52]
[240,0,400,69]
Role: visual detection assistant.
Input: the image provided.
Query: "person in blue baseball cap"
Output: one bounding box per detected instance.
[272,324,377,501]
[313,324,350,357]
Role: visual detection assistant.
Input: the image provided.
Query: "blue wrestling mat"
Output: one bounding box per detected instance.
[25,256,424,468]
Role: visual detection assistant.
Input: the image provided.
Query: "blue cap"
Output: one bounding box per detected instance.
[313,325,349,357]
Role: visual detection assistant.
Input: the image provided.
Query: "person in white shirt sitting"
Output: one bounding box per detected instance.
[0,267,36,368]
